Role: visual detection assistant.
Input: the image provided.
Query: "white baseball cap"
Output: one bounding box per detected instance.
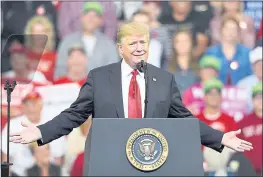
[249,46,262,64]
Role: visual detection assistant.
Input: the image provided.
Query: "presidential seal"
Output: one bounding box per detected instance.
[126,128,168,171]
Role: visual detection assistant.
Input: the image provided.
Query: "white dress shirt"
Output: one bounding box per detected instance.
[121,60,145,118]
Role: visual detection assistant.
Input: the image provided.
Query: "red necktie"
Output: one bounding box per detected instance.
[128,69,142,118]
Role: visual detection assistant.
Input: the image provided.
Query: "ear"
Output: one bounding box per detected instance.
[117,44,124,58]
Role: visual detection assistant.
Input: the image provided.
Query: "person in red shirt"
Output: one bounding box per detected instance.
[70,152,84,176]
[182,55,221,115]
[237,82,262,175]
[54,44,87,87]
[197,78,237,133]
[24,15,57,82]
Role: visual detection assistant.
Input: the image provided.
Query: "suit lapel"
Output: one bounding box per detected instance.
[145,65,157,118]
[108,62,125,118]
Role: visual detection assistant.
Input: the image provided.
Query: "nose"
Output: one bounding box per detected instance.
[136,43,144,52]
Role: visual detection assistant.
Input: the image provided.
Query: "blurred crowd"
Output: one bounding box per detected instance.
[1,1,262,176]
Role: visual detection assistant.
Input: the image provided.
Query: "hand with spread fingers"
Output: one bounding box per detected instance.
[9,121,42,144]
[222,129,253,152]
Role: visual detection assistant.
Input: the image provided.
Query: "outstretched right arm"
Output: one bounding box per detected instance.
[37,70,94,145]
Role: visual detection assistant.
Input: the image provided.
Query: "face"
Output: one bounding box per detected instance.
[118,34,149,68]
[200,68,218,82]
[142,2,160,20]
[68,50,87,74]
[23,99,43,122]
[132,14,150,26]
[221,20,239,43]
[223,1,240,13]
[253,94,262,112]
[204,89,222,108]
[253,60,262,79]
[33,145,50,166]
[173,32,192,56]
[10,53,28,72]
[169,1,191,14]
[31,23,48,47]
[81,11,102,33]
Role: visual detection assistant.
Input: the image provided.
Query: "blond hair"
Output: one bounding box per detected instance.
[24,15,55,52]
[117,22,150,44]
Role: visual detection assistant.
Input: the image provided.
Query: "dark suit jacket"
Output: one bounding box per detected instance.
[37,61,224,152]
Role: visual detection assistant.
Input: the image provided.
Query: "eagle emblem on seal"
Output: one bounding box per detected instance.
[138,139,158,161]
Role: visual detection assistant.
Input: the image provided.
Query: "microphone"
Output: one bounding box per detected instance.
[136,60,148,118]
[136,60,146,73]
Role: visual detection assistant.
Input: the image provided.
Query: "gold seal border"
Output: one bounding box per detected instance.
[126,128,169,171]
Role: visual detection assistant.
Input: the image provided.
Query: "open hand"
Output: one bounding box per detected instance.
[222,129,253,152]
[10,121,42,144]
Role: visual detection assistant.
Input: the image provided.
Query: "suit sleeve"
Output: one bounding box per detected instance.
[37,70,94,145]
[168,75,225,152]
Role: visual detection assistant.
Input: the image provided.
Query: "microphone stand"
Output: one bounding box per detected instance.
[143,63,148,118]
[1,80,16,177]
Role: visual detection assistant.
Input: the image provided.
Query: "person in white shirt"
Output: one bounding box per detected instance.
[1,91,66,176]
[2,41,48,84]
[237,47,262,113]
[130,10,163,68]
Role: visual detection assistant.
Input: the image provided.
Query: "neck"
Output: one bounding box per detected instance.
[204,107,221,119]
[222,41,236,48]
[177,55,190,70]
[150,21,160,28]
[40,164,49,176]
[27,115,41,124]
[172,11,187,21]
[255,109,263,118]
[67,70,86,81]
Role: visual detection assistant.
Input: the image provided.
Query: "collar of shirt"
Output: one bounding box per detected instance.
[121,59,144,78]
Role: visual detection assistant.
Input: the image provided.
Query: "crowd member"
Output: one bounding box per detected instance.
[237,47,262,113]
[27,143,61,176]
[1,91,66,176]
[206,16,252,85]
[130,10,163,68]
[141,1,171,62]
[257,19,262,47]
[56,2,119,79]
[209,1,223,17]
[196,78,237,133]
[114,2,143,22]
[257,19,262,40]
[210,1,256,48]
[54,44,87,86]
[70,152,85,176]
[64,118,92,175]
[183,55,221,115]
[1,1,58,44]
[167,30,199,93]
[159,1,210,59]
[2,41,48,84]
[58,1,117,41]
[24,15,57,82]
[199,78,237,172]
[237,82,262,175]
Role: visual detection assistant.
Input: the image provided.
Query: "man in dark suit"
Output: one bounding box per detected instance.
[10,22,253,153]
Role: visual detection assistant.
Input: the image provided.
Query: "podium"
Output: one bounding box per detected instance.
[83,118,204,176]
